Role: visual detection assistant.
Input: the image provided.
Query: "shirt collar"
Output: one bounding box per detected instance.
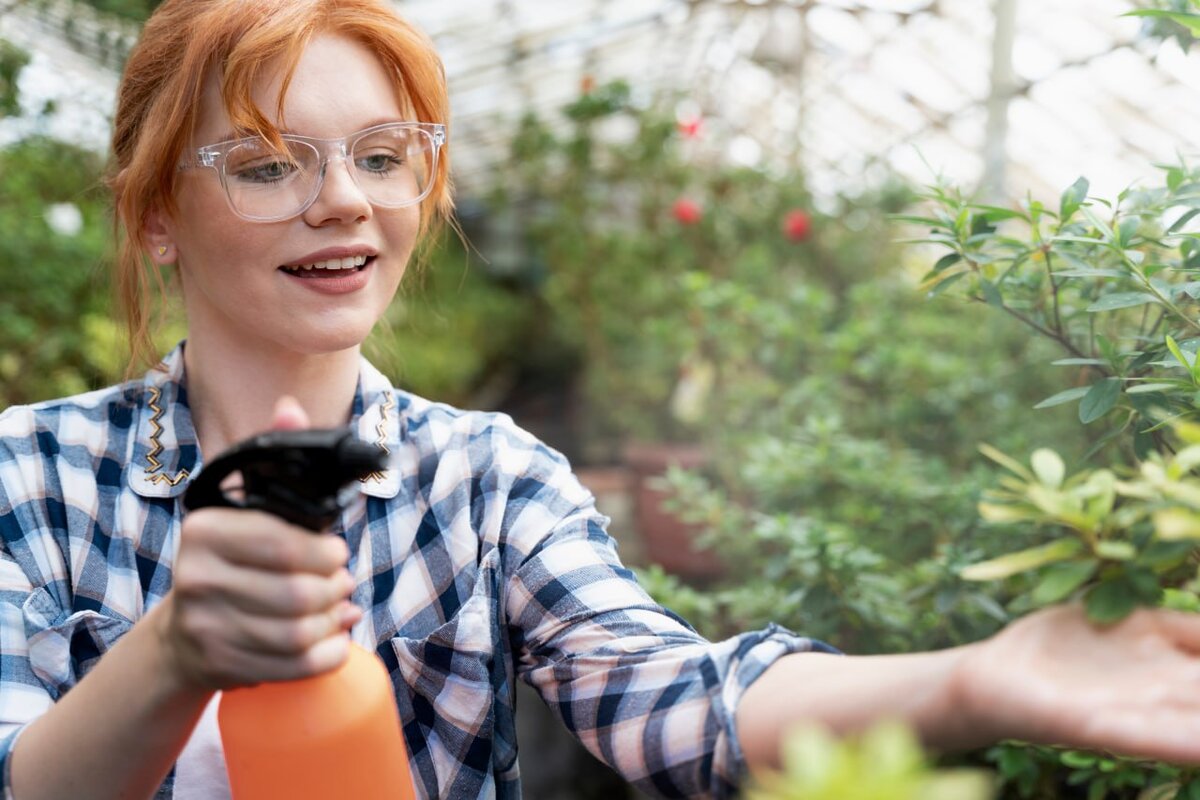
[129,344,403,500]
[351,357,403,499]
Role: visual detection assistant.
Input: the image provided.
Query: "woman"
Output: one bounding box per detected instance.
[1,1,1199,798]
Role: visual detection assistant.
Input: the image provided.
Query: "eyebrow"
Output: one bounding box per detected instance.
[209,118,413,145]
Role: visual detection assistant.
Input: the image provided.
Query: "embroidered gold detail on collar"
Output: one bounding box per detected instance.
[144,386,191,487]
[142,385,390,488]
[360,392,395,484]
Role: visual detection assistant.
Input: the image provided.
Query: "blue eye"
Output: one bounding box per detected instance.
[356,153,405,175]
[234,159,298,184]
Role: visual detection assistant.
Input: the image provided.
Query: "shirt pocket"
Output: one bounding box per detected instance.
[21,586,132,699]
[388,547,502,791]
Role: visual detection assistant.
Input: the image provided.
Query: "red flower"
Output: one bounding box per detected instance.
[580,75,595,95]
[677,117,703,139]
[782,209,812,242]
[673,198,702,225]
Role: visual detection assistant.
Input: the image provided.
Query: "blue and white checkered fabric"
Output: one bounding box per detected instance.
[0,344,834,799]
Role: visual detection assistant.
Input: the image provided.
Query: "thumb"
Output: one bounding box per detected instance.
[270,395,310,431]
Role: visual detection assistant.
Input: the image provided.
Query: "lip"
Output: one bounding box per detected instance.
[280,245,379,268]
[280,256,375,295]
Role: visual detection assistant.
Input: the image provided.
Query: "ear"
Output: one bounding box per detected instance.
[143,206,176,265]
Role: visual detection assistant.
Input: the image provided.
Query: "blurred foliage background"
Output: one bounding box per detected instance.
[4,0,1200,798]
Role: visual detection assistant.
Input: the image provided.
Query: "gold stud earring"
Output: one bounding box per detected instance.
[157,246,168,256]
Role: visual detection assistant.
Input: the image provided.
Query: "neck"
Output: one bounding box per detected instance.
[183,332,362,459]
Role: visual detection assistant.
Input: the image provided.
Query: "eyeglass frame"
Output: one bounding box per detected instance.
[176,121,447,223]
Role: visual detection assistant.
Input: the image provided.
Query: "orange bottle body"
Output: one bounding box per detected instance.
[218,642,416,800]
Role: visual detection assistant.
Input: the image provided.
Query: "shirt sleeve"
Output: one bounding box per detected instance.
[496,433,838,799]
[0,429,58,799]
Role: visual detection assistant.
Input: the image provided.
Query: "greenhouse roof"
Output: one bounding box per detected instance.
[3,0,1198,203]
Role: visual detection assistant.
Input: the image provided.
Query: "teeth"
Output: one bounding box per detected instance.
[287,255,369,271]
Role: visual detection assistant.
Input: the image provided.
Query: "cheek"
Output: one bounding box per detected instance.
[172,189,280,272]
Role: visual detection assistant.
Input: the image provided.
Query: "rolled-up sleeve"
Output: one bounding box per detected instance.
[499,442,837,799]
[0,519,55,797]
[0,426,64,800]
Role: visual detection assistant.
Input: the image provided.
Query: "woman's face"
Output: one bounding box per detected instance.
[166,33,421,357]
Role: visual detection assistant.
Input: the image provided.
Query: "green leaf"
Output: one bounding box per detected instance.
[1168,208,1200,235]
[1124,9,1200,36]
[1030,448,1065,488]
[961,538,1083,581]
[922,270,967,296]
[1137,540,1196,570]
[1079,378,1122,424]
[1060,176,1089,221]
[1030,560,1098,605]
[1085,570,1161,624]
[1162,588,1200,613]
[1050,269,1127,279]
[980,278,1003,307]
[1116,216,1141,248]
[1166,334,1196,377]
[931,252,962,273]
[978,443,1035,479]
[1085,579,1139,624]
[1086,292,1158,312]
[1080,205,1116,243]
[1153,509,1200,541]
[1034,386,1089,409]
[968,203,1027,222]
[1051,358,1106,366]
[1060,751,1097,769]
[1094,540,1136,561]
[978,502,1039,523]
[1126,382,1182,394]
[890,214,946,227]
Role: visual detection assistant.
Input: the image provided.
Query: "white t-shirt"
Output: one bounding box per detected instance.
[173,693,231,799]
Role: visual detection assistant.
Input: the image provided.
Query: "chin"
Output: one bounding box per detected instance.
[274,326,374,356]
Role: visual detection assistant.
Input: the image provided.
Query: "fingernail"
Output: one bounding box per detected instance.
[341,602,363,627]
[312,632,350,663]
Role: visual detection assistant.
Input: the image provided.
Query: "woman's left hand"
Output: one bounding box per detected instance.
[951,603,1200,762]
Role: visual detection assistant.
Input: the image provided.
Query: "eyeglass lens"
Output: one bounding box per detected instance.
[222,126,435,220]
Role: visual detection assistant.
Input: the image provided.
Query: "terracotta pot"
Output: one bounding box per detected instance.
[622,442,724,582]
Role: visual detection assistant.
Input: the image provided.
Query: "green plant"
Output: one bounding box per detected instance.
[1126,0,1200,48]
[487,82,889,460]
[0,136,140,404]
[638,269,1077,654]
[911,164,1200,462]
[743,721,994,800]
[911,158,1200,799]
[0,39,30,118]
[364,237,540,407]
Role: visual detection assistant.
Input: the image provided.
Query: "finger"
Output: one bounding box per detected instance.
[185,508,349,574]
[232,602,363,657]
[212,633,353,688]
[271,395,310,431]
[1078,703,1200,765]
[1146,608,1200,654]
[216,563,355,617]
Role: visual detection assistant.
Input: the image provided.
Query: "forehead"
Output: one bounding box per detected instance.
[195,33,407,143]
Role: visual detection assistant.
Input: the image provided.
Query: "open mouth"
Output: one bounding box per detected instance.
[279,254,375,278]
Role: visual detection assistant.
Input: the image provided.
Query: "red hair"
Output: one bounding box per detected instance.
[107,0,453,371]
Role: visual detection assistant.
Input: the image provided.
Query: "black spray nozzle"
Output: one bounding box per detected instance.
[182,427,389,531]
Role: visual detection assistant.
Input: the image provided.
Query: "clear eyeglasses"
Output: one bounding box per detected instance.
[177,121,446,223]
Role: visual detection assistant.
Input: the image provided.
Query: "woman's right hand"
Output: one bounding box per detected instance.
[157,506,362,691]
[156,395,362,691]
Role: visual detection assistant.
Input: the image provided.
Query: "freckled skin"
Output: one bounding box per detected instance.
[166,33,420,358]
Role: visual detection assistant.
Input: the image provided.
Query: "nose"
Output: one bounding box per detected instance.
[301,152,372,226]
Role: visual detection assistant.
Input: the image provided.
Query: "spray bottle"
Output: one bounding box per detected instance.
[183,428,416,800]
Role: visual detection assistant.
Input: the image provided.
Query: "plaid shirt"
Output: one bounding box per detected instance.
[0,345,833,799]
